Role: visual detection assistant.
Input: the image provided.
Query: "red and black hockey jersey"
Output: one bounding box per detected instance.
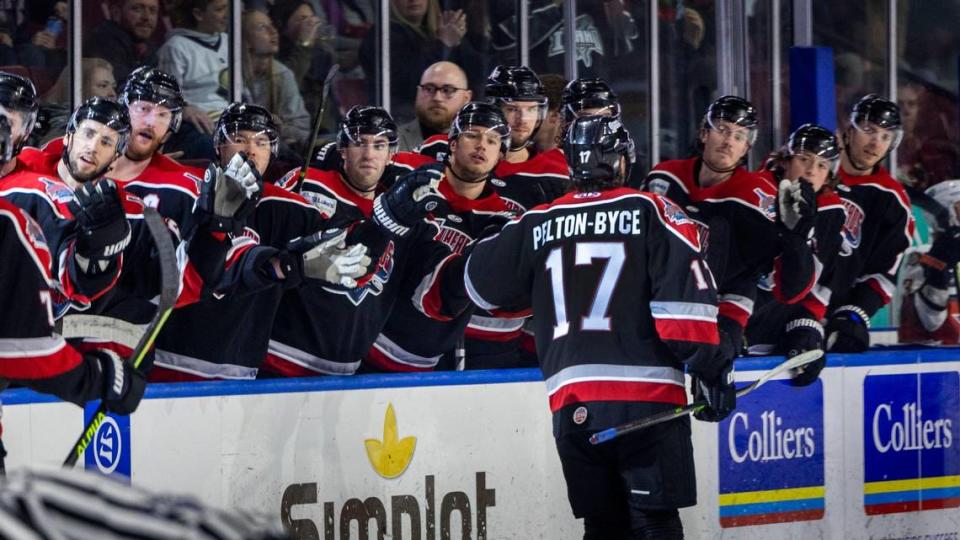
[643,157,816,331]
[829,165,914,317]
[366,164,512,372]
[463,187,722,436]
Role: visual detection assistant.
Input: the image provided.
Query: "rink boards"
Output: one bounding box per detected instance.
[3,347,960,540]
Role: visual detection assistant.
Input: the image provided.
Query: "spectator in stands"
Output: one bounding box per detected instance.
[359,0,483,123]
[242,9,310,155]
[0,17,17,66]
[85,0,160,84]
[269,0,335,117]
[397,60,471,151]
[15,0,67,75]
[33,58,118,146]
[533,73,565,153]
[157,0,229,136]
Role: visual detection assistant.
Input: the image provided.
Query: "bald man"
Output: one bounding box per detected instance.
[398,61,473,151]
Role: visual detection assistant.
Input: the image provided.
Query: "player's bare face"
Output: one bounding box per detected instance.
[67,120,121,182]
[848,122,894,170]
[341,134,392,192]
[218,129,272,175]
[701,120,751,170]
[126,100,173,160]
[450,128,501,179]
[501,101,542,147]
[786,152,831,192]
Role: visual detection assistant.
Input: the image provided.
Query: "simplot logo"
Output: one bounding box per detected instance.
[365,403,416,478]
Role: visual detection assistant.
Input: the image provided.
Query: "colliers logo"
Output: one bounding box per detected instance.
[863,372,960,515]
[718,379,824,527]
[365,403,416,478]
[281,403,496,538]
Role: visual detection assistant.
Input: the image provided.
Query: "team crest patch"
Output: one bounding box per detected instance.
[432,218,471,254]
[661,197,691,226]
[647,178,670,196]
[39,177,75,204]
[573,406,588,424]
[753,188,777,220]
[20,209,49,253]
[840,198,865,251]
[302,191,338,218]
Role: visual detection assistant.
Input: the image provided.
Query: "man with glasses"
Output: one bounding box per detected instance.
[399,61,472,152]
[825,95,914,352]
[643,96,816,374]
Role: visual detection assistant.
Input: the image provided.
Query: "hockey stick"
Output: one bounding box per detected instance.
[589,349,824,445]
[63,207,179,467]
[61,316,144,349]
[293,63,339,194]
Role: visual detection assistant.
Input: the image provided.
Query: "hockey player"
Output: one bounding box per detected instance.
[0,197,143,413]
[897,180,960,344]
[746,124,845,385]
[262,105,444,377]
[826,94,914,352]
[559,77,621,126]
[642,96,816,364]
[366,101,513,372]
[153,103,371,380]
[462,115,733,538]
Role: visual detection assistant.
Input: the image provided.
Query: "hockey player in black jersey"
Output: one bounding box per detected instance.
[462,115,734,539]
[366,101,514,372]
[0,197,144,413]
[642,95,816,367]
[559,77,621,128]
[826,94,914,352]
[747,124,845,385]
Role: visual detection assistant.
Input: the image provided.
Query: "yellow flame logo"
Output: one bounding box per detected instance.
[365,403,416,479]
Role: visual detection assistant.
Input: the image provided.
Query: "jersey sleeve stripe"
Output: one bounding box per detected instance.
[654,319,720,345]
[0,336,83,379]
[650,301,718,321]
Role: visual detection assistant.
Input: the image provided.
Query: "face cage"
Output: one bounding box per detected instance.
[705,115,758,146]
[122,94,184,134]
[849,114,904,151]
[338,126,399,152]
[215,124,279,157]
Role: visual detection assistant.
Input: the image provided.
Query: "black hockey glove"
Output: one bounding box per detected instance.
[718,315,744,363]
[825,305,871,353]
[280,228,372,288]
[195,152,263,234]
[776,178,816,239]
[372,170,446,238]
[782,318,826,387]
[921,226,960,289]
[70,179,131,274]
[691,359,736,422]
[90,349,146,415]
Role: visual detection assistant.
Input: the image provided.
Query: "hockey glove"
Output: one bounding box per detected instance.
[777,178,816,239]
[196,152,263,234]
[825,305,871,353]
[91,349,146,415]
[372,170,446,238]
[70,179,131,274]
[718,315,744,363]
[691,359,736,422]
[920,226,960,290]
[282,229,372,288]
[782,318,826,387]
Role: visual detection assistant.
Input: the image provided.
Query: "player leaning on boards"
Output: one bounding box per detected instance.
[641,96,817,368]
[825,94,914,352]
[459,116,735,538]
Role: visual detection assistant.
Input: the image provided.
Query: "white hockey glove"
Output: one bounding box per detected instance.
[776,178,815,237]
[287,229,372,287]
[196,152,263,233]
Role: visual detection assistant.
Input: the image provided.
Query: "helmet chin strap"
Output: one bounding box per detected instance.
[60,147,114,184]
[445,158,490,184]
[700,154,739,175]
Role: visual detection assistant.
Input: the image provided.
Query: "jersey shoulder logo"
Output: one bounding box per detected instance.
[661,197,691,226]
[39,177,75,204]
[840,198,865,252]
[753,187,777,220]
[301,190,338,218]
[647,178,671,196]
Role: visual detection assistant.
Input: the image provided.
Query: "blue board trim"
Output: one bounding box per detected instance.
[3,348,959,405]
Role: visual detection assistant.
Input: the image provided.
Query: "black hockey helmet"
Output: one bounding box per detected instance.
[560,78,620,124]
[337,105,398,151]
[66,97,132,155]
[0,115,12,165]
[214,102,280,157]
[0,71,39,155]
[564,115,636,190]
[702,95,759,145]
[786,124,840,162]
[485,65,546,151]
[448,101,511,156]
[120,66,186,133]
[848,93,903,149]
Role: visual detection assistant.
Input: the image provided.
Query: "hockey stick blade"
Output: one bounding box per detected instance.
[63,207,179,467]
[589,349,824,445]
[293,63,339,193]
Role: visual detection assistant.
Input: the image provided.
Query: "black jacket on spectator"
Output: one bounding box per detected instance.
[85,20,158,84]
